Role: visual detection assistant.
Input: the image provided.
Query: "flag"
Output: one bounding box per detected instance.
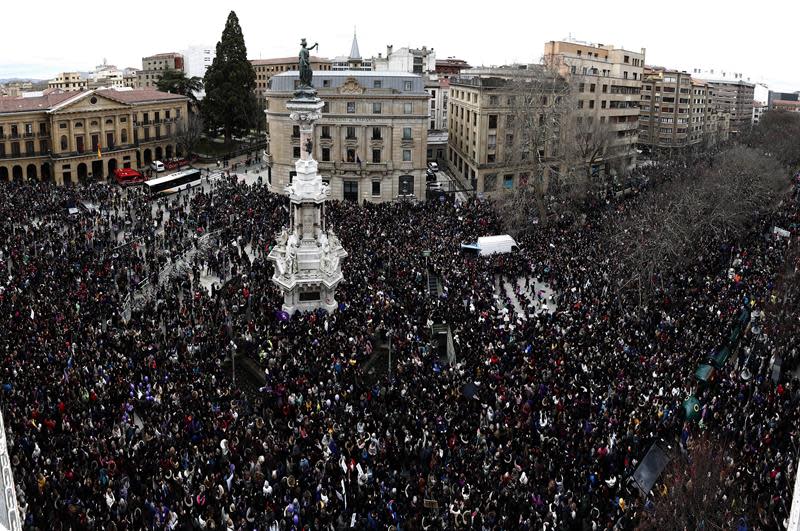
[97,143,102,159]
[356,153,361,168]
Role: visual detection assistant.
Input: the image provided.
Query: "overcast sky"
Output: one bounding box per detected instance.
[3,0,798,92]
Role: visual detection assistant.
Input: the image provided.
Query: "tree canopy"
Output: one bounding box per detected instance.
[202,11,258,143]
[156,69,203,107]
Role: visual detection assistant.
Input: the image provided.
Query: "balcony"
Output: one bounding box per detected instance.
[23,132,36,138]
[0,150,51,160]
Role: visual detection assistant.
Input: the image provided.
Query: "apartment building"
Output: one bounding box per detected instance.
[373,45,436,74]
[251,56,331,111]
[48,72,87,92]
[265,71,429,202]
[447,66,568,194]
[543,40,644,174]
[0,87,188,184]
[137,53,185,88]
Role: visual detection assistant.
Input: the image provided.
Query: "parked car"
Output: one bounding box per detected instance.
[150,160,165,172]
[427,161,439,172]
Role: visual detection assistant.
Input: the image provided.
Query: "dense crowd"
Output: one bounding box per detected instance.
[1,165,799,530]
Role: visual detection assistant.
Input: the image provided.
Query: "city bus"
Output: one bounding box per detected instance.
[143,168,202,197]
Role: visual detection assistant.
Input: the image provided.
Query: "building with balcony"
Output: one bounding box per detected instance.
[447,66,568,194]
[544,39,645,174]
[691,69,754,133]
[435,58,471,80]
[639,67,731,153]
[251,56,331,111]
[265,71,429,202]
[0,87,188,184]
[48,72,87,92]
[425,77,449,131]
[137,52,185,88]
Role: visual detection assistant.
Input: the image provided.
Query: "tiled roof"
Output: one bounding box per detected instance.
[0,88,186,114]
[95,89,187,104]
[0,90,75,113]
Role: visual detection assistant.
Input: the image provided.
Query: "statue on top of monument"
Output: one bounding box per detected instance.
[299,38,319,87]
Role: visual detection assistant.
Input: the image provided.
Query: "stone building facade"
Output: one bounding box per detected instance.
[265,71,429,202]
[137,53,185,89]
[251,57,331,111]
[0,88,188,184]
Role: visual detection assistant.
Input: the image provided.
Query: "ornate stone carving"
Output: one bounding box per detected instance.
[339,77,364,95]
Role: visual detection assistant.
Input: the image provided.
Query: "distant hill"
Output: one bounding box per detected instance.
[0,78,46,84]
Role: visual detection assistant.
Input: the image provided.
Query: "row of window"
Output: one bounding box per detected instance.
[292,145,414,163]
[295,125,415,140]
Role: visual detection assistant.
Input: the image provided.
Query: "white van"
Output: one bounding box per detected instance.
[150,160,165,172]
[461,235,519,256]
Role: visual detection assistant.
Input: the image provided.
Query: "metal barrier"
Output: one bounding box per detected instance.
[0,410,22,531]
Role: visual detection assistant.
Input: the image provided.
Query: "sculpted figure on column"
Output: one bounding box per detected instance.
[299,38,319,87]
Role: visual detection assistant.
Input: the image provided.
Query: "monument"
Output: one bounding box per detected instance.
[267,38,347,314]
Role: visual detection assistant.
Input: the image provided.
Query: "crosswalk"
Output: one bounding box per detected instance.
[493,275,557,319]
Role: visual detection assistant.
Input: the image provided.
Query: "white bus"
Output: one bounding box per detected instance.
[143,168,202,197]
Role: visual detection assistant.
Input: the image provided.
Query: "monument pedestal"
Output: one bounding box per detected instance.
[267,91,347,315]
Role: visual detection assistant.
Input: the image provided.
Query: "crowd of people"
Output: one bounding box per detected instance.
[1,164,799,530]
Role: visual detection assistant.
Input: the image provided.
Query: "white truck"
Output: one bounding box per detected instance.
[461,235,519,256]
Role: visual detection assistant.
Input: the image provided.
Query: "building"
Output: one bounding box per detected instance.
[265,71,429,202]
[373,45,436,74]
[183,45,216,80]
[137,53,185,88]
[48,72,87,92]
[251,56,331,111]
[544,39,645,173]
[752,101,767,124]
[639,67,694,151]
[331,32,373,71]
[435,58,471,80]
[691,69,754,133]
[0,87,188,184]
[447,66,568,194]
[425,77,449,130]
[87,60,125,89]
[768,90,800,112]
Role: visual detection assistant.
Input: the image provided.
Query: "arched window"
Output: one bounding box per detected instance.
[60,135,68,150]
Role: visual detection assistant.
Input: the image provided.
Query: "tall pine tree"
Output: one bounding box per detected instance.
[202,11,258,144]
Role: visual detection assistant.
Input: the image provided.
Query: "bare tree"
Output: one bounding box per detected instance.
[492,65,573,232]
[176,113,205,159]
[613,146,786,305]
[640,437,737,530]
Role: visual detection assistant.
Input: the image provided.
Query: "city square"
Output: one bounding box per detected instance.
[2,2,800,530]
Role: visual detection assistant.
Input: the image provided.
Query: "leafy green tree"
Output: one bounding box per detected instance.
[156,69,203,107]
[202,11,258,144]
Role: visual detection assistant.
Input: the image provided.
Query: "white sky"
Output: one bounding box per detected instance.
[2,0,799,91]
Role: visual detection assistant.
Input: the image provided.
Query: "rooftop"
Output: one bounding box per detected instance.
[250,56,329,66]
[0,87,187,114]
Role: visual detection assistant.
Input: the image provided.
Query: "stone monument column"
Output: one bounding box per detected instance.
[267,38,347,315]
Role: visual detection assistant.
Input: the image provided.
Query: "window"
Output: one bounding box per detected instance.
[487,154,495,163]
[402,149,411,162]
[404,81,413,91]
[579,83,585,93]
[590,84,596,93]
[321,125,331,139]
[322,102,330,113]
[346,149,356,162]
[25,141,34,154]
[373,80,382,88]
[578,100,584,109]
[293,146,301,158]
[292,125,300,138]
[403,103,412,114]
[120,117,127,123]
[399,174,414,195]
[484,174,497,192]
[60,135,68,150]
[602,84,608,93]
[372,180,381,196]
[601,100,607,109]
[371,127,381,140]
[372,102,382,114]
[489,95,499,105]
[503,174,514,189]
[488,115,498,128]
[403,127,412,139]
[346,126,356,139]
[121,129,128,143]
[589,100,595,109]
[372,149,381,163]
[346,101,355,113]
[322,147,330,161]
[623,55,630,63]
[488,134,496,149]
